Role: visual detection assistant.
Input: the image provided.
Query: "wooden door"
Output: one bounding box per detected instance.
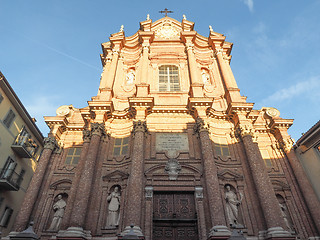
[153,192,198,240]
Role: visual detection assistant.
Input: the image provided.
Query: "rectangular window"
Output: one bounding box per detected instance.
[3,109,16,129]
[0,93,3,104]
[0,207,13,227]
[113,137,129,156]
[65,148,82,165]
[214,143,230,156]
[1,157,17,180]
[260,149,273,168]
[159,65,180,91]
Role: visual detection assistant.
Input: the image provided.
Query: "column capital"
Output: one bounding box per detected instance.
[90,122,106,136]
[236,124,257,142]
[193,118,209,134]
[43,137,59,151]
[195,186,204,199]
[132,120,148,134]
[82,129,92,143]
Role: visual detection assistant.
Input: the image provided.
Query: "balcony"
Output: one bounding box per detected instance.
[0,169,23,191]
[11,130,38,158]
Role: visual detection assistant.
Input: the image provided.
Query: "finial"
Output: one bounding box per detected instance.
[209,25,213,32]
[146,14,150,20]
[183,14,186,20]
[120,25,124,32]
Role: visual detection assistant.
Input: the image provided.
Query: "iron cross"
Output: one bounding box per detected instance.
[159,8,173,17]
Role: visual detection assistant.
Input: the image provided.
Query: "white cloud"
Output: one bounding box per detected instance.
[259,76,320,106]
[242,0,254,12]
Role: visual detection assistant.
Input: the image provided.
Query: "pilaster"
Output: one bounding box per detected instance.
[271,119,320,234]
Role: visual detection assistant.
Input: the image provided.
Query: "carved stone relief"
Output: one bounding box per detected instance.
[165,158,181,180]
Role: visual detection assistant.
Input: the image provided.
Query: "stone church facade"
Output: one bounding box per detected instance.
[10,16,320,240]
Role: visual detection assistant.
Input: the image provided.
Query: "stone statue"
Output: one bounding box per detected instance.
[279,203,292,231]
[126,70,135,85]
[106,186,121,227]
[48,195,66,231]
[225,185,242,227]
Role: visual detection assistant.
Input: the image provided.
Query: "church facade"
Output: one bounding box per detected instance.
[11,15,320,240]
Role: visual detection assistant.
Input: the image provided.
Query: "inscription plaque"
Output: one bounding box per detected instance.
[156,133,189,158]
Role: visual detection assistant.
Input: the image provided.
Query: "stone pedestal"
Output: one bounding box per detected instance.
[207,225,232,240]
[56,227,91,240]
[10,222,39,240]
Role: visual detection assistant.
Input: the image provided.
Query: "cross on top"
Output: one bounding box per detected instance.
[159,8,173,17]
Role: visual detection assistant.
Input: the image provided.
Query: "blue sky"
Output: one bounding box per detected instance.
[0,0,319,141]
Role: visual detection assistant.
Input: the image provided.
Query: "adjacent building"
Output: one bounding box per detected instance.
[294,121,320,201]
[11,16,320,240]
[0,72,43,236]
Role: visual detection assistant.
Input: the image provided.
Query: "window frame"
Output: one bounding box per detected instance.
[0,206,13,228]
[158,65,180,92]
[113,137,130,157]
[65,147,82,165]
[3,108,16,129]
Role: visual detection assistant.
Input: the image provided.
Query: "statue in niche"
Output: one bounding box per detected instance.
[165,158,181,180]
[201,69,210,85]
[225,185,243,228]
[106,186,121,228]
[125,69,135,85]
[279,203,293,231]
[48,194,66,231]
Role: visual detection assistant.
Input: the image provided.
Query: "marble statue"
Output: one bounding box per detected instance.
[126,70,135,85]
[48,195,66,231]
[225,185,242,227]
[279,203,292,231]
[106,186,121,227]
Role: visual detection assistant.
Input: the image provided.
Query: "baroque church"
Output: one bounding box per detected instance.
[10,14,320,240]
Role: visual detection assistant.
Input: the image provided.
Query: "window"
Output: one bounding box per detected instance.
[113,137,129,156]
[214,143,230,156]
[159,65,180,91]
[65,148,82,165]
[1,157,17,180]
[3,109,16,129]
[0,207,13,227]
[260,149,273,168]
[0,93,3,104]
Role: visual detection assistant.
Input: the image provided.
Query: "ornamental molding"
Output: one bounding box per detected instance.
[195,187,204,199]
[90,122,106,136]
[279,138,294,152]
[44,137,59,151]
[193,118,209,134]
[82,129,92,142]
[165,158,181,180]
[155,23,180,39]
[132,120,148,135]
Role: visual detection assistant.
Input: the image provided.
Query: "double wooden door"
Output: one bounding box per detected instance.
[153,192,198,240]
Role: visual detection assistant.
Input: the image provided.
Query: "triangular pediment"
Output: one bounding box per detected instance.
[102,170,129,182]
[218,169,243,180]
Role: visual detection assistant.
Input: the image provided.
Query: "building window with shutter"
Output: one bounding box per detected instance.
[65,148,82,165]
[159,65,180,91]
[113,137,129,156]
[0,207,13,228]
[3,109,16,129]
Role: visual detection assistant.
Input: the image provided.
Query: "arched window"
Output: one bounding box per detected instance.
[159,65,180,91]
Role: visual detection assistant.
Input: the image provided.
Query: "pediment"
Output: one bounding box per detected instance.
[151,17,182,40]
[272,180,290,190]
[102,170,129,182]
[145,163,201,177]
[218,169,243,180]
[50,179,72,190]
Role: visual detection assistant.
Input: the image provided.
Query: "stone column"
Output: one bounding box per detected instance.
[14,137,58,232]
[277,131,320,234]
[65,123,105,236]
[238,126,292,238]
[144,186,153,240]
[61,129,91,229]
[195,187,207,240]
[194,119,231,238]
[122,120,147,237]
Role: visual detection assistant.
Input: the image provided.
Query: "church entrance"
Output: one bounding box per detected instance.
[152,192,198,240]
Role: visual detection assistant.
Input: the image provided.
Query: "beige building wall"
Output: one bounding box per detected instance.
[294,121,320,201]
[0,72,43,236]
